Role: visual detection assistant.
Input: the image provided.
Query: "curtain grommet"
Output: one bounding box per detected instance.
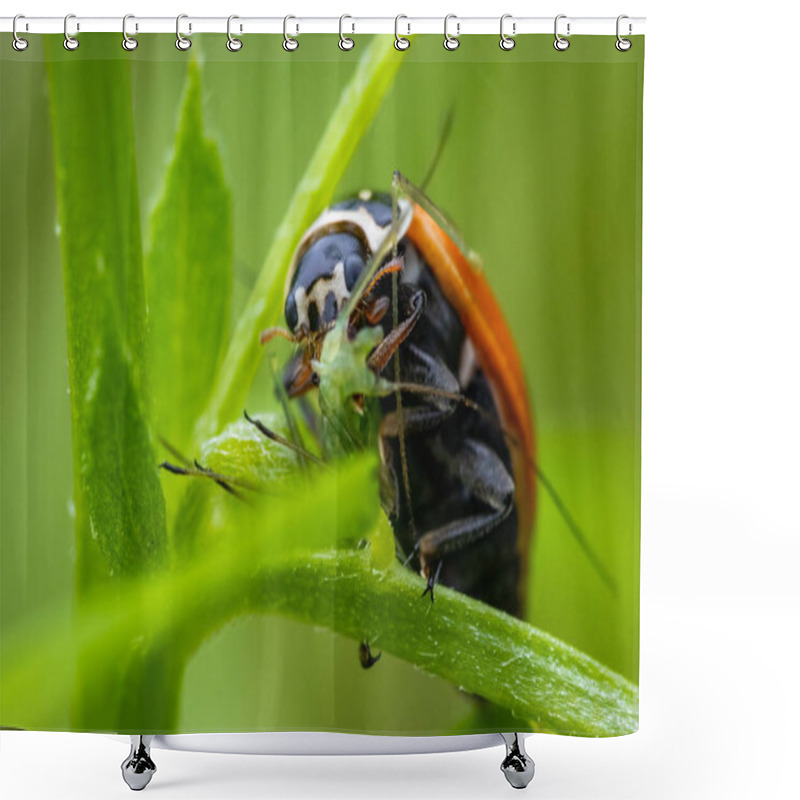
[12,15,29,51]
[175,14,192,51]
[122,14,138,51]
[499,14,516,51]
[63,13,79,51]
[615,15,632,51]
[394,15,410,51]
[339,15,355,51]
[444,14,460,51]
[283,15,299,52]
[553,14,570,51]
[227,15,243,52]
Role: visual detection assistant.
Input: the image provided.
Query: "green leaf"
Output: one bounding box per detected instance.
[193,35,407,445]
[145,61,232,453]
[45,36,167,583]
[44,33,170,730]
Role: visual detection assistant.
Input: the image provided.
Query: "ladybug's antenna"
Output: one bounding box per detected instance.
[421,106,455,192]
[156,435,261,498]
[391,380,619,596]
[391,178,418,542]
[529,464,618,596]
[158,460,255,499]
[393,171,478,266]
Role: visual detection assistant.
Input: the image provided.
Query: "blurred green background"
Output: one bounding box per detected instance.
[1,34,642,733]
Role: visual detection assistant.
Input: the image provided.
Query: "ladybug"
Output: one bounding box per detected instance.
[261,175,535,618]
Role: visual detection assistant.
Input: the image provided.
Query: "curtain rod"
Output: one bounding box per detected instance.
[1,16,646,37]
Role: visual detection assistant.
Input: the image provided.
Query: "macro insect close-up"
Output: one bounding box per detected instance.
[1,31,642,758]
[254,173,536,619]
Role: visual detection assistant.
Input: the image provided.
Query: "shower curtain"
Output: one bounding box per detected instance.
[0,31,643,738]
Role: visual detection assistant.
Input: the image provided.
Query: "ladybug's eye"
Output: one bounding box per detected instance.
[285,292,299,332]
[344,253,365,291]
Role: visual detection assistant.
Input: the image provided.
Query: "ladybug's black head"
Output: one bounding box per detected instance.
[283,190,409,338]
[285,232,367,335]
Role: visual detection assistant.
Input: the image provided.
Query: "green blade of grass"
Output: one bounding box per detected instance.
[145,61,232,455]
[45,36,167,584]
[193,35,407,446]
[45,33,170,729]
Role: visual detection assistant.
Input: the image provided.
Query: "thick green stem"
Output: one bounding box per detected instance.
[1,457,637,736]
[247,552,638,736]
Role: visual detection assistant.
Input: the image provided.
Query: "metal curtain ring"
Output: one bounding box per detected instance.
[394,15,410,51]
[616,14,632,51]
[176,14,191,51]
[553,14,570,51]
[283,15,299,51]
[444,14,459,51]
[339,14,354,51]
[227,15,243,51]
[499,14,515,51]
[12,14,28,52]
[63,13,79,51]
[122,14,138,51]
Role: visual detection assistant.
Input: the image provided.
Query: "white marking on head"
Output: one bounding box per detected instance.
[292,261,350,333]
[285,197,413,302]
[292,285,309,332]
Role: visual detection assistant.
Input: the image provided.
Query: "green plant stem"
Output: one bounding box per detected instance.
[1,459,637,736]
[193,35,406,446]
[248,553,638,737]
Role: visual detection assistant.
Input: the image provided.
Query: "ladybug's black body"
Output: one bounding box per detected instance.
[275,190,529,618]
[373,238,521,616]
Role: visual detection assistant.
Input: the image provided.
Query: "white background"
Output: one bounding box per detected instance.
[2,1,799,798]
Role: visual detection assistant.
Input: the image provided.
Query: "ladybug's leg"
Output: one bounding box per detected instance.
[367,286,426,373]
[378,343,461,437]
[415,438,515,600]
[348,260,403,333]
[259,325,305,346]
[377,344,462,537]
[357,258,403,305]
[359,640,382,669]
[283,351,318,398]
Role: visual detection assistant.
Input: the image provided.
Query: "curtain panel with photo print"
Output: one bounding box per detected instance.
[1,32,643,737]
